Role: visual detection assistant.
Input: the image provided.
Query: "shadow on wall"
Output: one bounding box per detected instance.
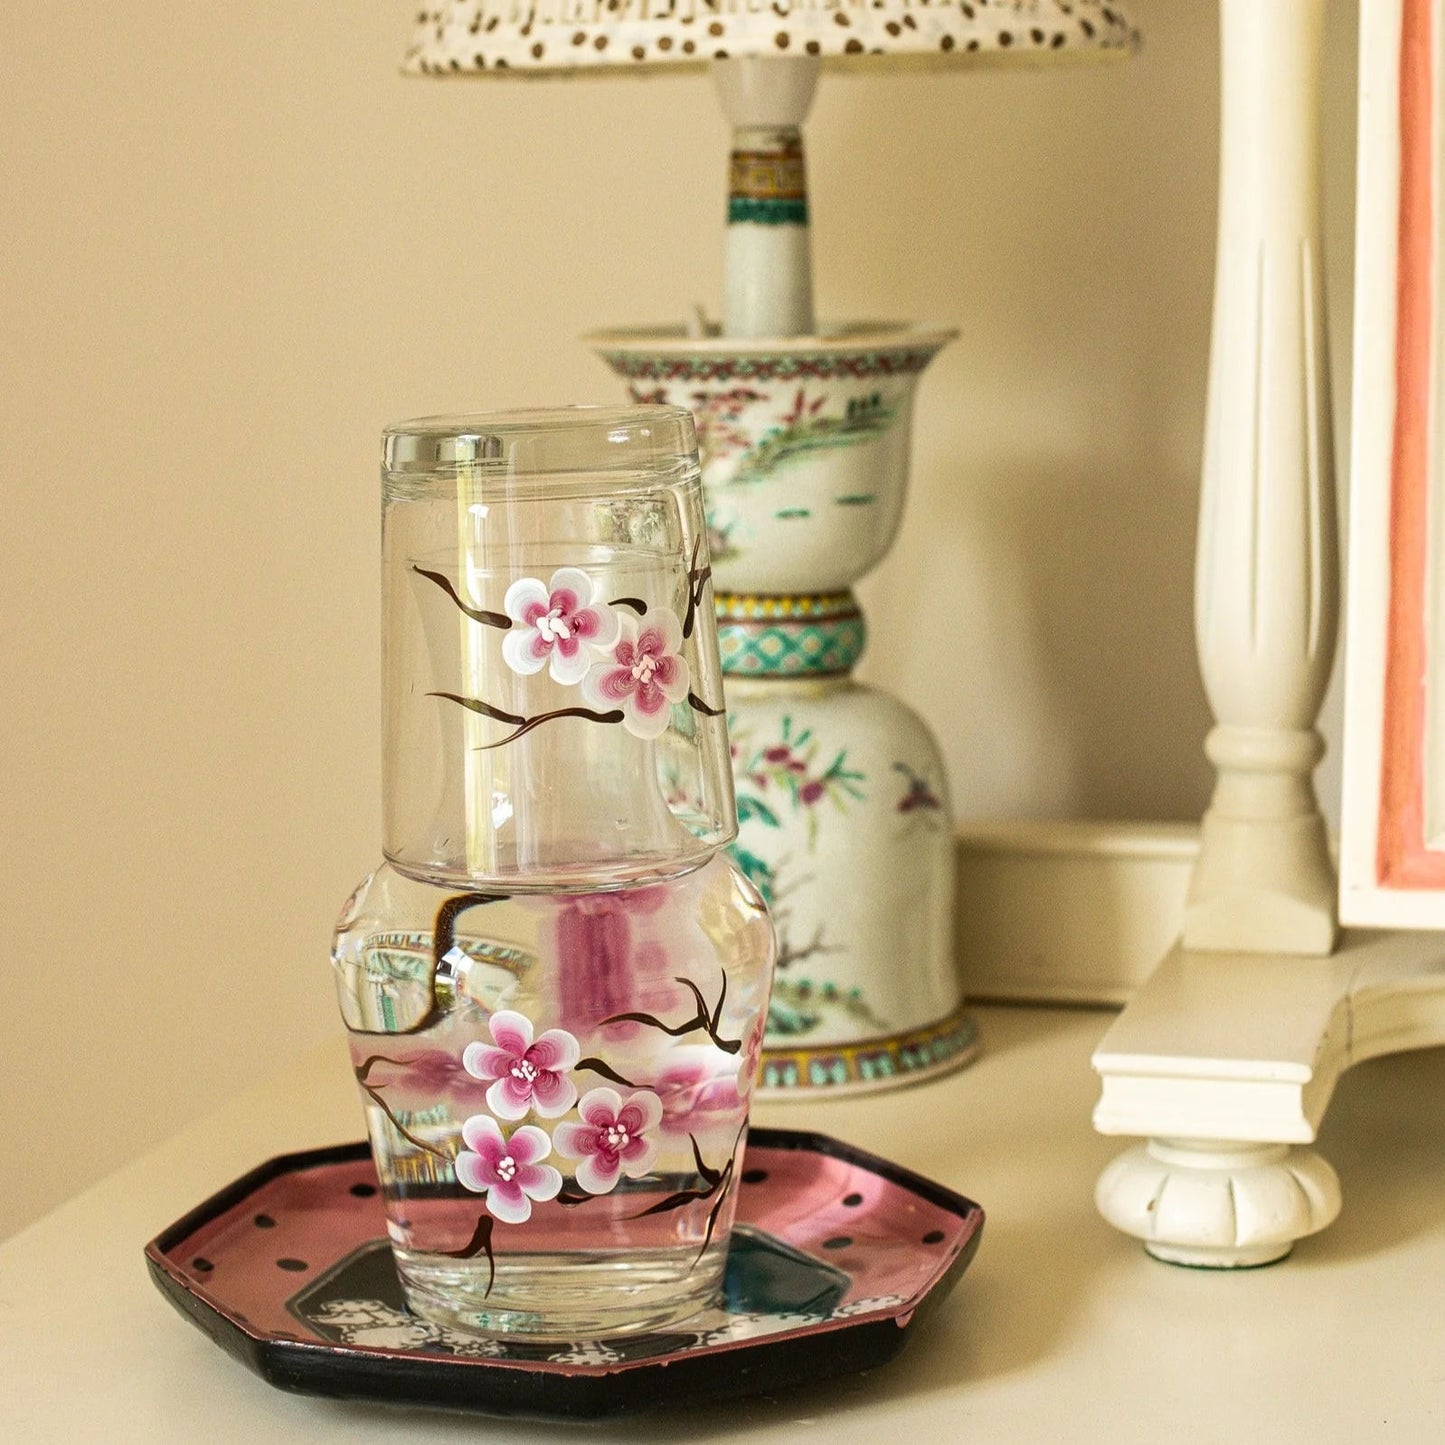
[869,450,1214,823]
[822,0,1356,826]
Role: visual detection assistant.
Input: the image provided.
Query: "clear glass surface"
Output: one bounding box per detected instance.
[381,405,735,891]
[333,856,772,1339]
[339,406,774,1340]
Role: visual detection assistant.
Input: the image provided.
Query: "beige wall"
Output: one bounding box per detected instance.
[0,1,1360,1238]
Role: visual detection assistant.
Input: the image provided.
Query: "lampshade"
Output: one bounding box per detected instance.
[404,0,1138,76]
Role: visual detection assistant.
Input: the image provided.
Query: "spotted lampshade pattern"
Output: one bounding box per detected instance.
[404,0,1139,75]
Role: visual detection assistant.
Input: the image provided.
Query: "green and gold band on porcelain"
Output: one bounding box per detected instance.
[716,591,866,677]
[728,141,809,227]
[758,1005,979,1093]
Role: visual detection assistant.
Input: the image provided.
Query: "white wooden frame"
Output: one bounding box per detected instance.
[1092,0,1445,1271]
[1341,0,1445,928]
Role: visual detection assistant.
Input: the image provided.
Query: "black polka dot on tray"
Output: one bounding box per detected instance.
[741,1168,768,1184]
[276,1258,309,1272]
[922,1229,946,1245]
[191,1257,214,1272]
[349,1182,377,1198]
[822,1236,852,1250]
[253,1213,276,1229]
[843,1192,864,1207]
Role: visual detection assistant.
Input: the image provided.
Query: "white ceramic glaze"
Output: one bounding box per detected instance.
[591,325,954,595]
[725,678,959,1041]
[593,322,975,1094]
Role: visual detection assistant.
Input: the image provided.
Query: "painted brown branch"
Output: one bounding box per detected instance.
[412,566,512,630]
[354,1074,454,1163]
[697,1158,736,1263]
[629,1126,742,1262]
[601,973,742,1054]
[682,969,730,1042]
[473,706,625,752]
[696,1121,748,1261]
[598,1009,701,1040]
[433,891,507,976]
[575,1055,646,1090]
[429,691,526,728]
[687,1129,723,1187]
[680,536,714,641]
[439,1213,496,1296]
[687,691,726,717]
[629,1135,727,1219]
[344,892,503,1039]
[611,596,648,615]
[431,691,626,751]
[354,1054,409,1084]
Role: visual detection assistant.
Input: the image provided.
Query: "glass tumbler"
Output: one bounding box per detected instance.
[332,406,775,1341]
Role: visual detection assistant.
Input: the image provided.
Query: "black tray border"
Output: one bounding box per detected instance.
[144,1127,984,1421]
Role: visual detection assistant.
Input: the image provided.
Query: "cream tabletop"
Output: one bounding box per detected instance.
[3,1005,1442,1442]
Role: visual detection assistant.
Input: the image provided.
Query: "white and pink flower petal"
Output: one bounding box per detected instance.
[528,1070,579,1119]
[488,1010,535,1056]
[550,1121,595,1161]
[485,1077,533,1121]
[653,652,691,704]
[502,626,551,676]
[618,1136,658,1179]
[582,663,638,709]
[546,567,594,610]
[518,1162,563,1202]
[619,1090,664,1134]
[548,641,593,687]
[641,607,683,659]
[484,1181,534,1224]
[577,1087,624,1129]
[454,1151,494,1195]
[507,1124,554,1166]
[460,1113,507,1160]
[574,1152,623,1196]
[624,691,674,740]
[503,577,550,625]
[528,1028,581,1073]
[461,1041,511,1083]
[570,604,619,649]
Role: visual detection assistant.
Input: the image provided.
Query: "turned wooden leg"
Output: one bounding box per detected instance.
[1096,1138,1341,1268]
[1183,0,1340,957]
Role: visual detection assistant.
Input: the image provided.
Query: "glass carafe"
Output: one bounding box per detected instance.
[333,406,774,1341]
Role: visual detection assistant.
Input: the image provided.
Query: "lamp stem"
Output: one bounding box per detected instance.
[713,57,821,338]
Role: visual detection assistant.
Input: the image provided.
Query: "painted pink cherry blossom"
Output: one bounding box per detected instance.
[553,1086,664,1195]
[581,608,690,740]
[501,567,620,686]
[454,1115,561,1224]
[462,1010,580,1120]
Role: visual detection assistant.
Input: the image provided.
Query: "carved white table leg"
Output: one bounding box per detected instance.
[1094,932,1445,1265]
[1096,1139,1341,1268]
[1091,0,1344,1269]
[1185,0,1339,957]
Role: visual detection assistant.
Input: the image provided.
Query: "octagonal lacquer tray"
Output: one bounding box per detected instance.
[145,1127,983,1420]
